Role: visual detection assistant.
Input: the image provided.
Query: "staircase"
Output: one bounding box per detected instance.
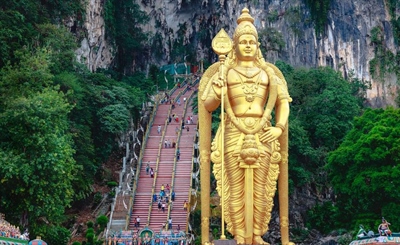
[128,97,170,230]
[168,92,196,232]
[128,81,197,232]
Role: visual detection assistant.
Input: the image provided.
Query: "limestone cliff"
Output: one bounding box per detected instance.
[75,0,114,72]
[77,0,398,106]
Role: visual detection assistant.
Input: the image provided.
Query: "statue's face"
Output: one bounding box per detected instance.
[235,34,258,61]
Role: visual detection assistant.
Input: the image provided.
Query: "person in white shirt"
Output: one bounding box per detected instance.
[168,217,172,230]
[136,216,140,227]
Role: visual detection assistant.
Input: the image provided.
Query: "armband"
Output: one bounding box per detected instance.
[276,123,286,132]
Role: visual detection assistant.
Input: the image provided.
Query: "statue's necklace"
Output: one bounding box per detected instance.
[233,67,261,79]
[233,68,261,102]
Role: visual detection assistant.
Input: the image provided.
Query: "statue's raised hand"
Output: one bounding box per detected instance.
[212,81,227,98]
[212,76,225,87]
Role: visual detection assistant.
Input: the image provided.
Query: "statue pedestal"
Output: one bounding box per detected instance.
[213,240,237,245]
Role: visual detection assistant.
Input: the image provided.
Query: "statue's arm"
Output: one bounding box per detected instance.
[259,80,291,142]
[275,78,291,129]
[203,73,222,112]
[275,98,290,130]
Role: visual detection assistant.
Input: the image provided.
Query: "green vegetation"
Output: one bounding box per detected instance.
[81,217,107,245]
[327,107,400,232]
[104,0,149,73]
[96,215,109,230]
[259,27,286,53]
[304,0,331,35]
[369,23,400,106]
[274,62,398,237]
[275,61,366,191]
[386,0,400,44]
[86,227,95,244]
[286,6,303,36]
[170,22,197,64]
[369,26,400,81]
[0,0,83,67]
[0,0,163,243]
[368,1,400,87]
[307,201,339,234]
[0,48,77,241]
[1,0,399,242]
[267,10,279,23]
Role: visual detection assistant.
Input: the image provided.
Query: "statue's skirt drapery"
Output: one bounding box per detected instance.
[211,116,281,238]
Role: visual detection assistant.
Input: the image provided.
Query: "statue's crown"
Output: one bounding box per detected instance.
[234,8,258,42]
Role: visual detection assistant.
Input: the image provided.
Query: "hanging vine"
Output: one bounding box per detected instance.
[369,25,400,82]
[386,0,400,44]
[304,0,331,36]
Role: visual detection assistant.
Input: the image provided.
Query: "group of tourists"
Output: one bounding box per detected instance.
[0,216,29,241]
[164,139,176,148]
[168,114,195,134]
[155,184,174,213]
[108,235,186,245]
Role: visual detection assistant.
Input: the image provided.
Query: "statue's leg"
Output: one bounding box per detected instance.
[225,155,245,241]
[253,154,272,245]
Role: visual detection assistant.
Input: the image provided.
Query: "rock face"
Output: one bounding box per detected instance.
[75,0,114,72]
[78,0,398,106]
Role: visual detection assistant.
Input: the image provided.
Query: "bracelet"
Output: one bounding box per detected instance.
[276,123,285,132]
[213,94,221,101]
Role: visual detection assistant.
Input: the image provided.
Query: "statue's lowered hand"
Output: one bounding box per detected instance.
[259,127,282,143]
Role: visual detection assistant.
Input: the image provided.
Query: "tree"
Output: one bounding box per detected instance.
[0,88,78,229]
[98,104,130,134]
[327,107,400,230]
[104,0,149,73]
[34,24,78,74]
[0,48,53,103]
[0,0,83,68]
[0,47,78,236]
[275,61,364,188]
[96,215,108,230]
[291,66,361,150]
[0,10,32,67]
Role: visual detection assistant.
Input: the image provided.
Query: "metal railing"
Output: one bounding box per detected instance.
[146,82,181,226]
[125,93,162,229]
[166,84,198,233]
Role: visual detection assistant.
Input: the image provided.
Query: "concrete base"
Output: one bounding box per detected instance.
[213,239,272,245]
[213,239,237,245]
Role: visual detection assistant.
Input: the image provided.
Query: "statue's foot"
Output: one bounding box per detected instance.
[253,236,269,245]
[235,235,245,244]
[283,242,295,245]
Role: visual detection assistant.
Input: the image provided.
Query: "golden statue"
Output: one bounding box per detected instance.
[198,8,294,245]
